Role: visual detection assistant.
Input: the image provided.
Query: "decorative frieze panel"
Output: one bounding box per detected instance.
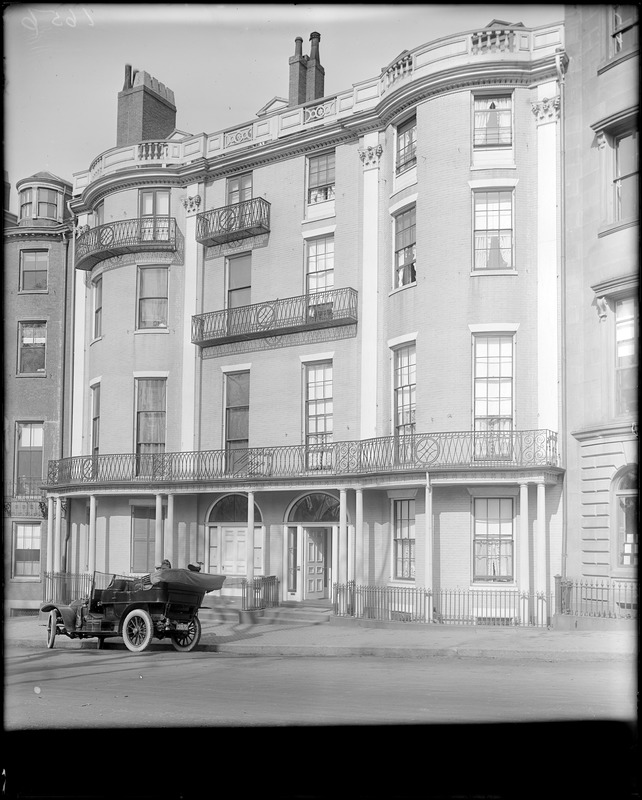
[304,99,336,123]
[224,126,253,147]
[358,144,383,170]
[181,195,202,214]
[531,96,560,123]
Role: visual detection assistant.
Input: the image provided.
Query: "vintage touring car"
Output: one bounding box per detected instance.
[41,569,225,653]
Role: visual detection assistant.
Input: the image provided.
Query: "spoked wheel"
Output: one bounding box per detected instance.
[122,609,154,653]
[171,616,201,652]
[46,609,58,649]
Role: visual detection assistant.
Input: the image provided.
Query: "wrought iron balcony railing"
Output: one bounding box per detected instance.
[195,197,270,246]
[4,479,46,498]
[46,429,559,488]
[75,217,178,270]
[192,287,358,347]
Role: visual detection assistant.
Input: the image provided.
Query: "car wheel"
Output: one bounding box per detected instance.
[122,609,154,653]
[171,616,201,652]
[46,609,58,649]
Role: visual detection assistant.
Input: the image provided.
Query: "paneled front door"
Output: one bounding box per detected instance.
[304,528,328,600]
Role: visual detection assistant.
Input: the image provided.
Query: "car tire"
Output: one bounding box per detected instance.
[46,609,58,649]
[171,616,201,652]
[122,609,154,653]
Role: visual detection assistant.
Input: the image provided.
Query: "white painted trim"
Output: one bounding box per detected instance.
[133,370,170,377]
[470,270,518,277]
[301,225,336,239]
[89,375,102,387]
[220,363,252,373]
[299,352,334,363]
[389,193,418,216]
[387,488,418,499]
[468,178,519,189]
[468,323,520,333]
[467,487,520,497]
[387,331,418,348]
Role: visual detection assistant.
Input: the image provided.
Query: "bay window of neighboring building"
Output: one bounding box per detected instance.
[15,422,43,497]
[18,321,46,374]
[473,335,514,460]
[592,110,638,228]
[307,152,335,205]
[473,190,514,271]
[610,5,638,57]
[615,295,638,416]
[19,250,48,292]
[394,206,416,288]
[396,115,417,175]
[393,498,415,580]
[131,505,165,573]
[613,129,638,222]
[137,266,168,329]
[37,188,58,219]
[613,467,638,570]
[135,379,166,475]
[12,522,41,579]
[305,361,333,470]
[93,275,103,339]
[225,371,250,472]
[473,94,513,148]
[19,188,33,220]
[473,497,514,582]
[306,235,334,321]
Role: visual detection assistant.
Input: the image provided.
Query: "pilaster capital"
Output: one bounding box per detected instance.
[181,194,202,214]
[358,144,383,170]
[531,96,560,124]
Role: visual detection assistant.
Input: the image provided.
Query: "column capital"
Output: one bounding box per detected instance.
[181,194,201,214]
[358,144,383,170]
[531,96,560,124]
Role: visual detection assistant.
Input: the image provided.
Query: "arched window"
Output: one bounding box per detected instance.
[615,467,638,568]
[208,494,262,524]
[288,493,340,523]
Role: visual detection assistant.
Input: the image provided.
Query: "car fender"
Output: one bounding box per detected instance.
[41,603,76,632]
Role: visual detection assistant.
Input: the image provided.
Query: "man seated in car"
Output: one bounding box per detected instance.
[150,559,172,585]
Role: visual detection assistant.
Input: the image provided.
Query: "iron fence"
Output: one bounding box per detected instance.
[241,576,280,611]
[196,197,270,246]
[43,571,93,605]
[333,582,553,627]
[555,576,638,619]
[75,217,178,270]
[47,429,559,488]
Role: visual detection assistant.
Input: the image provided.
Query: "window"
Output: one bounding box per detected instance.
[615,468,638,568]
[473,498,514,581]
[474,95,512,147]
[19,188,33,219]
[18,322,46,374]
[93,275,103,338]
[474,335,513,459]
[227,254,251,310]
[615,296,638,415]
[305,362,333,469]
[94,202,104,228]
[227,173,252,206]
[91,384,100,457]
[394,344,416,438]
[12,523,41,578]
[614,130,638,221]
[20,251,48,291]
[137,266,168,329]
[131,506,165,573]
[225,371,250,471]
[611,5,638,55]
[474,191,514,270]
[135,379,166,474]
[393,499,415,580]
[15,422,43,496]
[139,189,170,240]
[396,116,417,174]
[308,152,335,204]
[394,206,416,287]
[37,188,58,219]
[306,235,334,321]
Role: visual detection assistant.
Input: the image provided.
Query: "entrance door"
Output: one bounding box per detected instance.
[304,528,328,600]
[221,526,246,575]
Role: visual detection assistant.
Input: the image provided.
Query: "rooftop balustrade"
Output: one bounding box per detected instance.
[75,217,178,270]
[195,197,270,247]
[192,287,358,347]
[46,429,559,489]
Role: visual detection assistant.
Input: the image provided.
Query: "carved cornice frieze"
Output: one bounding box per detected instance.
[531,95,560,123]
[359,144,383,169]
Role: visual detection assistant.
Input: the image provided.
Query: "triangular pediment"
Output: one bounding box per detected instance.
[256,97,289,117]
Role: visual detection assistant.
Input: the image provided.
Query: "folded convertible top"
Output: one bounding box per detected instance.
[157,569,226,592]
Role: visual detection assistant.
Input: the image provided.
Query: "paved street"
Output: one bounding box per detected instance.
[5,645,636,729]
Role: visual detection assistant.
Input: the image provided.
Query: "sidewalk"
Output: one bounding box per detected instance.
[5,611,638,662]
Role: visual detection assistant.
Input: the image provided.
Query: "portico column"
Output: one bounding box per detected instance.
[424,474,433,601]
[88,495,97,574]
[339,489,348,584]
[246,491,255,581]
[518,481,531,624]
[46,497,54,574]
[166,494,174,566]
[154,494,163,567]
[54,497,62,572]
[355,488,363,585]
[535,482,547,592]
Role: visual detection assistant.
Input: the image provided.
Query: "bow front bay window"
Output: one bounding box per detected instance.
[396,116,417,174]
[135,379,166,475]
[473,191,514,271]
[394,206,416,287]
[474,95,512,147]
[473,335,514,460]
[393,498,416,580]
[137,266,168,329]
[305,361,333,470]
[473,497,514,582]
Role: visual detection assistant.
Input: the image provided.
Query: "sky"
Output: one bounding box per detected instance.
[3,3,564,213]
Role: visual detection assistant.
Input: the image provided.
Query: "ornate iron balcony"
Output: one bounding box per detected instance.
[75,217,178,270]
[195,197,270,246]
[46,429,559,488]
[192,287,358,347]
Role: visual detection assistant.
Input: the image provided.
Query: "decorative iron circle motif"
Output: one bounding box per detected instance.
[81,458,94,479]
[218,208,238,231]
[99,226,114,246]
[257,304,275,328]
[415,436,440,465]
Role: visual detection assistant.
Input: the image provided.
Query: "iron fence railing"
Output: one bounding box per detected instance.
[46,429,559,488]
[196,197,270,246]
[333,582,553,627]
[192,287,359,346]
[555,576,638,619]
[43,571,93,605]
[241,576,280,611]
[4,479,47,498]
[75,217,178,270]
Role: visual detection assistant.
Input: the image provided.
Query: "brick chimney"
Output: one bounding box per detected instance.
[117,65,177,146]
[306,32,325,103]
[288,37,308,106]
